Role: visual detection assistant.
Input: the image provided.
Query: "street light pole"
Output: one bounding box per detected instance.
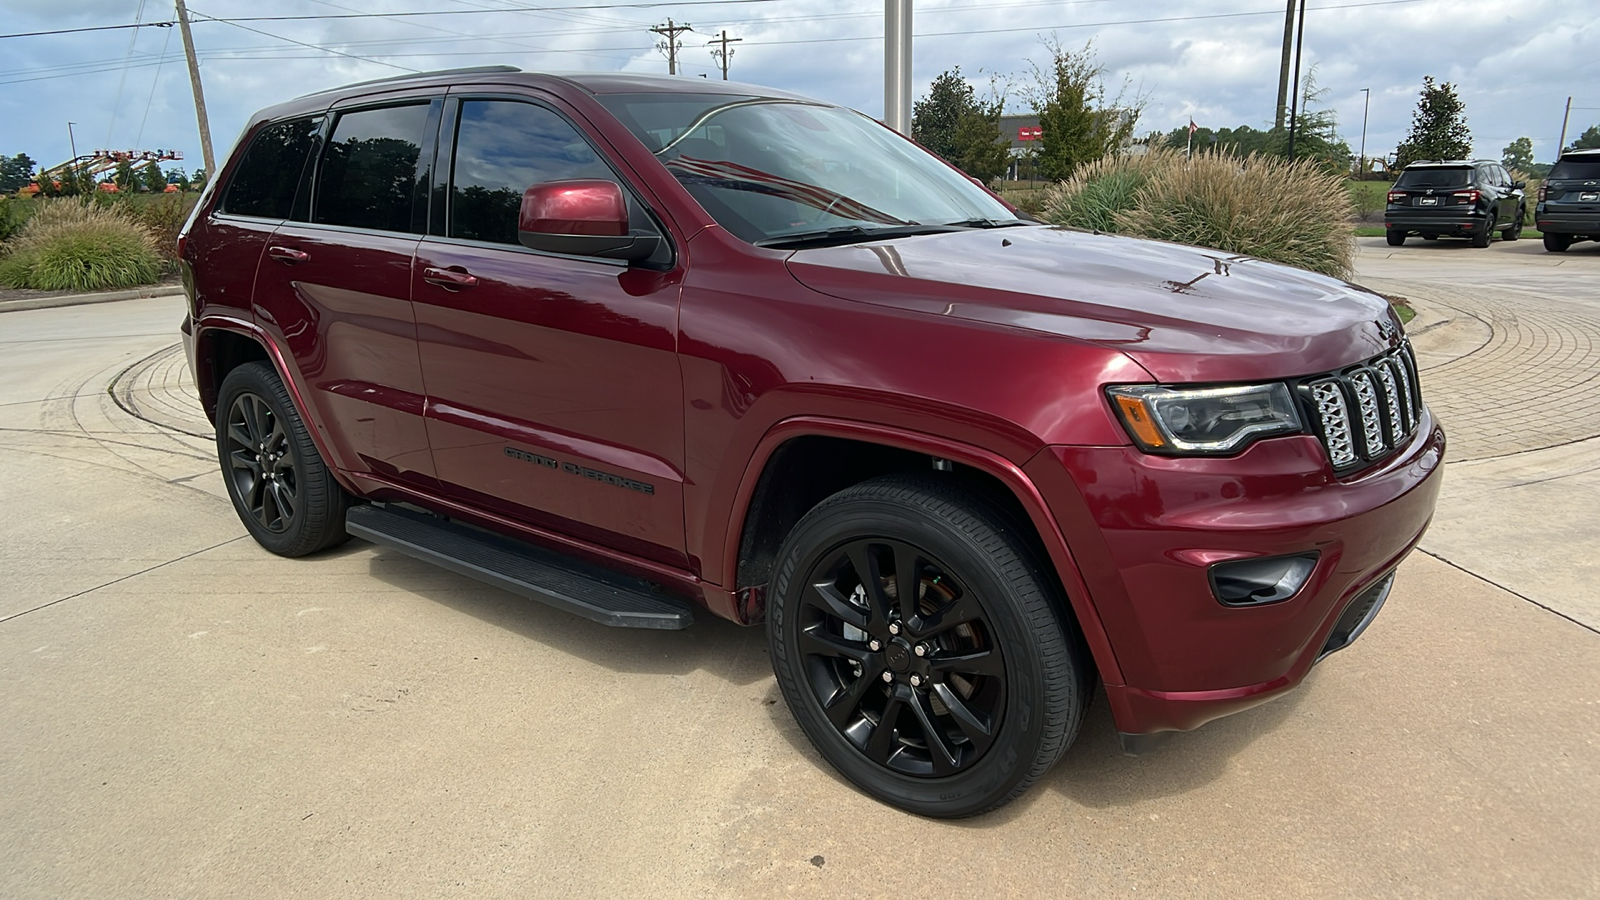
[883,0,912,135]
[1358,87,1370,177]
[1285,0,1307,162]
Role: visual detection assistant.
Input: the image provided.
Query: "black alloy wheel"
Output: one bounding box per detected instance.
[1472,212,1494,248]
[225,390,298,534]
[768,475,1088,818]
[794,537,1005,778]
[216,361,353,557]
[1504,206,1524,241]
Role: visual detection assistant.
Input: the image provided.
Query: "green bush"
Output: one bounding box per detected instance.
[1038,149,1355,278]
[0,199,162,292]
[0,195,23,242]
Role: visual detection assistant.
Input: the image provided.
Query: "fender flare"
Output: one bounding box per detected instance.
[722,415,1125,686]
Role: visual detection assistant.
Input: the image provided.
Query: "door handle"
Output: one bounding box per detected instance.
[423,266,479,290]
[267,245,309,264]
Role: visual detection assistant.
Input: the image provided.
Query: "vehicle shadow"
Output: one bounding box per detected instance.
[361,546,771,687]
[758,668,1312,826]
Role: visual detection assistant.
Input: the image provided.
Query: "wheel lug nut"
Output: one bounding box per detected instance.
[868,639,881,651]
[913,644,926,657]
[910,674,922,687]
[881,670,894,683]
[888,622,900,635]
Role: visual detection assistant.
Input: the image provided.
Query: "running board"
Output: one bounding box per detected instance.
[346,504,694,630]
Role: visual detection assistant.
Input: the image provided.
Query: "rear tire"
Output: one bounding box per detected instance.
[1385,230,1405,246]
[217,361,354,557]
[1471,214,1493,248]
[1503,207,1524,241]
[767,475,1090,818]
[1544,232,1572,253]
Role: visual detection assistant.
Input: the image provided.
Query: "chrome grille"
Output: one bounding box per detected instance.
[1301,343,1423,472]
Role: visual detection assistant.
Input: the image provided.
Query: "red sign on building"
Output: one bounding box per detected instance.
[1017,126,1042,141]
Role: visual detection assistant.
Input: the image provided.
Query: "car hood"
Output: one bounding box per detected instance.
[784,225,1399,382]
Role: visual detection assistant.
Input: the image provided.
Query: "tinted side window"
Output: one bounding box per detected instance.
[315,104,430,232]
[222,117,319,218]
[449,100,615,245]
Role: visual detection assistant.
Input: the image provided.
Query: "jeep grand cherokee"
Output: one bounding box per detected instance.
[179,67,1444,817]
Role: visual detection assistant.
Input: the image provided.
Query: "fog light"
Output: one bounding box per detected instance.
[1209,553,1319,606]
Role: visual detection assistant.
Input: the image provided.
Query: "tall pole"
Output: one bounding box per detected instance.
[708,30,741,81]
[883,0,912,135]
[67,121,79,192]
[1358,87,1370,177]
[650,18,693,76]
[175,0,214,177]
[1557,95,1573,153]
[1274,0,1296,130]
[1285,0,1307,162]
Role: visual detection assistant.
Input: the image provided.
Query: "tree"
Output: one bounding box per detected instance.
[1277,69,1351,171]
[1394,76,1471,168]
[1026,39,1140,181]
[951,100,1010,183]
[913,68,976,163]
[1502,137,1534,172]
[1570,125,1600,151]
[141,160,166,193]
[0,153,37,193]
[114,158,137,192]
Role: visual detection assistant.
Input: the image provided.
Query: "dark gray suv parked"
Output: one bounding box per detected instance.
[1384,159,1525,247]
[1536,148,1600,252]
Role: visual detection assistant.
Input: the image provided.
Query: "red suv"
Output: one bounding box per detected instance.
[180,67,1444,817]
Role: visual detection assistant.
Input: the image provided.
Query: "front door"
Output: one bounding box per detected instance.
[413,95,687,566]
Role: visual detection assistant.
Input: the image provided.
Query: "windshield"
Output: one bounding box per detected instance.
[1395,166,1472,188]
[1549,158,1600,180]
[597,93,1018,244]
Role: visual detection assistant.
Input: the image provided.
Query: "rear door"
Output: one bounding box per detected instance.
[251,96,440,487]
[412,93,688,566]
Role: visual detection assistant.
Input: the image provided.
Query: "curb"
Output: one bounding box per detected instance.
[0,285,185,315]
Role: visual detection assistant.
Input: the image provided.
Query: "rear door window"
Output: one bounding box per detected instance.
[1396,167,1472,188]
[1550,158,1600,180]
[314,103,431,233]
[222,117,319,219]
[447,100,617,245]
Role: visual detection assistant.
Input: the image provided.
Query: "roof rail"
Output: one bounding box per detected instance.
[298,65,522,99]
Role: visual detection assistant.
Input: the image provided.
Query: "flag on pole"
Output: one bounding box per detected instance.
[1188,118,1198,137]
[1186,118,1197,159]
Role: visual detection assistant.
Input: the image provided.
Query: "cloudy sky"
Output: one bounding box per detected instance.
[2,0,1595,175]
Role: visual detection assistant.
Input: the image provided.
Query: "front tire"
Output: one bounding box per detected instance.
[767,475,1089,818]
[1544,232,1572,253]
[216,361,353,556]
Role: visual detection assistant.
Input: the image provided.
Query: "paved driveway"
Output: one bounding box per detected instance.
[2,256,1597,897]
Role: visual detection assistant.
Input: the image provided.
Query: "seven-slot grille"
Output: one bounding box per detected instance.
[1300,343,1423,471]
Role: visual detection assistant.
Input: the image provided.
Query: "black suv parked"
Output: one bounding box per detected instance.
[1384,159,1525,247]
[1536,148,1600,252]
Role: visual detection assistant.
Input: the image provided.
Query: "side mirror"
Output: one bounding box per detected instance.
[1513,180,1527,190]
[518,180,660,262]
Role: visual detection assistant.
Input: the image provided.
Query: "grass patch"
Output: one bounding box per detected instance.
[0,199,163,292]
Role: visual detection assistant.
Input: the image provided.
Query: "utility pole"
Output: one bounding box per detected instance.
[650,19,693,76]
[1274,0,1296,130]
[1358,87,1370,177]
[66,119,78,190]
[707,30,741,81]
[883,0,912,135]
[1284,0,1307,162]
[175,0,214,177]
[1557,95,1573,153]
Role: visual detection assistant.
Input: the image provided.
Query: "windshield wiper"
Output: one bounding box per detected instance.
[939,217,1031,228]
[754,224,964,249]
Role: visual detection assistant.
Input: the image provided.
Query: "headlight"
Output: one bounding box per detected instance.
[1106,383,1303,455]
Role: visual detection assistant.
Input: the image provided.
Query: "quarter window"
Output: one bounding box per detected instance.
[314,104,431,233]
[449,100,616,245]
[222,117,319,219]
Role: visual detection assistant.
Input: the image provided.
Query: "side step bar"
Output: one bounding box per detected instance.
[346,504,693,630]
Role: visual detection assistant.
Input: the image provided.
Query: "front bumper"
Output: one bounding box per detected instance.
[1025,408,1445,741]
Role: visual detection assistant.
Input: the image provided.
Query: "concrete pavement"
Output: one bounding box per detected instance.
[2,246,1598,897]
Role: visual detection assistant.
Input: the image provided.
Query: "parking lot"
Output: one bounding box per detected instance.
[2,238,1597,897]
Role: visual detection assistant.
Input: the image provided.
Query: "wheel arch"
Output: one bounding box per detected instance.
[725,417,1124,686]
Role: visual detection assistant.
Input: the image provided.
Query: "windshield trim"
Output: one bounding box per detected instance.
[653,98,818,157]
